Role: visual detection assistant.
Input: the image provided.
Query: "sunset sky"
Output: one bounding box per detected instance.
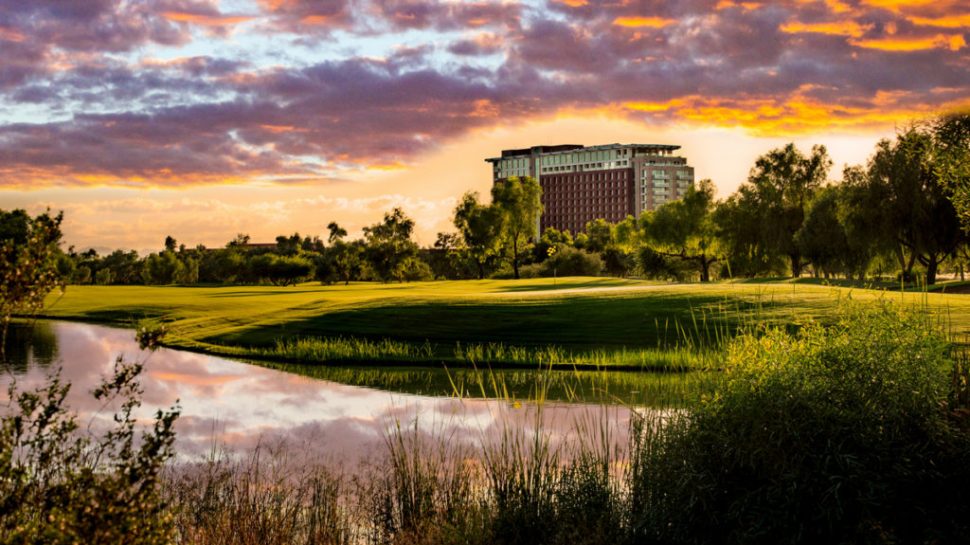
[1,0,967,253]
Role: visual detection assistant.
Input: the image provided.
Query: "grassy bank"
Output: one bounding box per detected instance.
[9,301,970,544]
[37,277,970,368]
[161,302,970,545]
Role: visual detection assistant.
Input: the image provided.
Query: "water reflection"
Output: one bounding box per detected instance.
[2,320,58,372]
[0,321,697,465]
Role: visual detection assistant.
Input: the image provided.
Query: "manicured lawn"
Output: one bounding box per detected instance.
[40,277,970,365]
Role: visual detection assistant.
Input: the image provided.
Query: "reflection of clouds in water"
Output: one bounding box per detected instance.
[2,321,636,466]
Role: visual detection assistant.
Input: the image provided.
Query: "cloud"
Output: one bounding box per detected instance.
[850,33,966,51]
[0,0,967,188]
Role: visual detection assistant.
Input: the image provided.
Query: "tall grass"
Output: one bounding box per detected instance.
[167,445,353,545]
[156,300,970,545]
[250,336,710,372]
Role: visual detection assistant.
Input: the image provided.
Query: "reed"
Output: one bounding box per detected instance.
[156,300,970,545]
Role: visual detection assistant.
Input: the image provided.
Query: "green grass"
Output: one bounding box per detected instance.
[38,277,970,368]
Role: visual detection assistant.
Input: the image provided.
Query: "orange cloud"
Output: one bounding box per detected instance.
[150,371,241,387]
[163,11,253,27]
[0,26,26,42]
[469,98,500,119]
[612,16,676,28]
[367,162,409,172]
[908,14,970,28]
[0,165,259,189]
[259,124,301,133]
[823,0,854,14]
[622,90,970,136]
[861,0,937,9]
[300,14,332,25]
[558,0,588,6]
[781,20,872,38]
[850,33,966,51]
[715,1,763,11]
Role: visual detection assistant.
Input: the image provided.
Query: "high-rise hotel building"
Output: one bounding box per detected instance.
[485,143,695,234]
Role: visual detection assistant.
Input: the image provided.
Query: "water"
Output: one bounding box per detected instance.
[1,320,702,463]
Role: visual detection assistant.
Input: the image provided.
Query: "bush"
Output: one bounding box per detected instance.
[542,247,603,277]
[401,256,434,282]
[0,360,180,544]
[633,302,970,544]
[251,254,314,286]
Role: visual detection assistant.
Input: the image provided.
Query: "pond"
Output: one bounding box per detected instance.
[1,320,708,464]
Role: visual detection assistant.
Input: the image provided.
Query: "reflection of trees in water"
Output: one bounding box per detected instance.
[2,321,58,371]
[269,362,713,406]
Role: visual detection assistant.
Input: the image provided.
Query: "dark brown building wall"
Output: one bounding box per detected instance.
[540,168,635,235]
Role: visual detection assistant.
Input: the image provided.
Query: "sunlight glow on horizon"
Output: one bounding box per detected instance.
[0,0,966,251]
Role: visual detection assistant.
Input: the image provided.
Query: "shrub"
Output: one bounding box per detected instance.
[401,256,434,282]
[633,302,970,544]
[542,247,603,277]
[0,360,180,544]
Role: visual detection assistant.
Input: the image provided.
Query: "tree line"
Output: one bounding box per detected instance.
[444,112,970,285]
[3,112,967,287]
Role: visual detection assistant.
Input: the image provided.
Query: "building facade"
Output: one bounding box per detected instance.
[485,143,694,234]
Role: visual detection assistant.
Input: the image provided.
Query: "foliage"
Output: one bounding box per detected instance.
[582,219,613,253]
[935,110,970,232]
[722,144,832,278]
[864,126,966,285]
[454,192,503,279]
[0,209,65,335]
[40,280,970,367]
[363,208,420,283]
[539,246,603,277]
[713,189,786,277]
[142,250,187,285]
[492,176,543,280]
[634,302,970,544]
[168,447,351,545]
[0,360,180,545]
[600,246,634,277]
[251,254,314,286]
[641,179,722,281]
[636,246,693,281]
[795,185,852,278]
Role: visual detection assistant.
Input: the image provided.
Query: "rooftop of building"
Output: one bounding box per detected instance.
[485,143,682,162]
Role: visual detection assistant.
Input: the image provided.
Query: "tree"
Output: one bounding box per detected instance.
[141,251,185,285]
[251,254,313,286]
[714,187,782,277]
[491,176,543,279]
[865,127,965,285]
[541,246,603,276]
[641,180,723,282]
[362,207,419,283]
[612,215,641,251]
[333,240,362,285]
[163,235,177,253]
[0,210,179,543]
[275,233,302,256]
[0,209,65,349]
[743,143,832,277]
[602,246,634,277]
[453,192,502,279]
[430,232,476,280]
[534,227,573,263]
[584,218,614,253]
[935,111,970,232]
[796,186,851,278]
[95,267,114,285]
[100,249,142,285]
[226,233,250,247]
[327,221,348,244]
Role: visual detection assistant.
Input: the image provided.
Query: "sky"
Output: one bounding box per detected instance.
[0,0,967,253]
